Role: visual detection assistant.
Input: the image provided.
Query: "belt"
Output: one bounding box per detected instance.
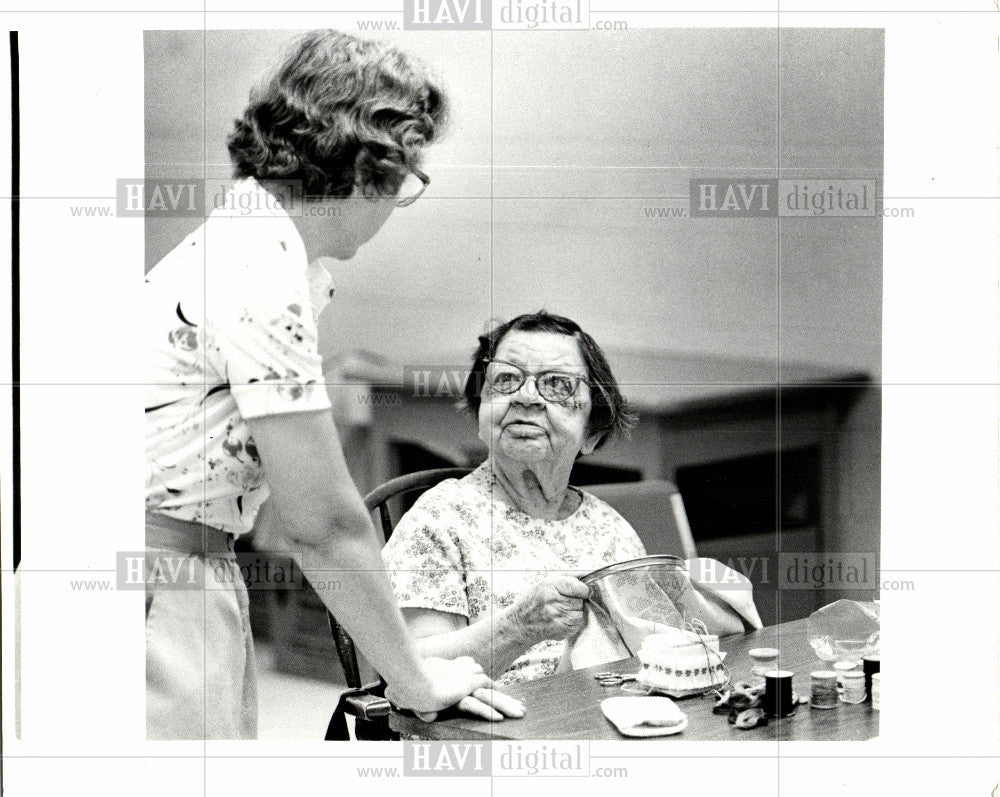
[145,512,237,561]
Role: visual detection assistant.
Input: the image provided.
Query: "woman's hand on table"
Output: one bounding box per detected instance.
[453,688,526,723]
[385,656,526,722]
[503,575,591,645]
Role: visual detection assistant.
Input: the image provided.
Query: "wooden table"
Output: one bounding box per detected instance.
[390,618,879,741]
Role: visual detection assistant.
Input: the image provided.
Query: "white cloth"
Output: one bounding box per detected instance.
[562,557,763,671]
[145,178,333,535]
[600,696,688,737]
[381,463,647,685]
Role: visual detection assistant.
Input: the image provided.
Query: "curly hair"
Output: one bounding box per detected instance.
[462,312,638,450]
[227,30,448,200]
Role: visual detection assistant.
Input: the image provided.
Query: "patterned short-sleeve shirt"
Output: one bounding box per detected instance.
[145,178,334,535]
[381,463,647,684]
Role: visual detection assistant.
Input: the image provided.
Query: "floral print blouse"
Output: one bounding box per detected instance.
[381,463,646,684]
[145,178,333,535]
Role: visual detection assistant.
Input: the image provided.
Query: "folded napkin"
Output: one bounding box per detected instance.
[601,696,688,737]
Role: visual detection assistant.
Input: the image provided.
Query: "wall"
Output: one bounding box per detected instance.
[146,28,883,378]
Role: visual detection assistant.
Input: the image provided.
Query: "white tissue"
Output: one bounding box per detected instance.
[600,696,688,737]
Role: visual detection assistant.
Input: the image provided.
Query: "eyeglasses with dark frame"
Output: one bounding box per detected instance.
[483,359,589,404]
[395,167,430,207]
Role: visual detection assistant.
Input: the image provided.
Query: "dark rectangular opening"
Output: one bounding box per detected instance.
[676,446,821,541]
[569,461,643,486]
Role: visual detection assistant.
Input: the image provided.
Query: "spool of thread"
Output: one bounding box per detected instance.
[839,670,866,704]
[871,673,880,710]
[833,661,858,696]
[862,656,880,703]
[810,670,839,710]
[763,670,794,718]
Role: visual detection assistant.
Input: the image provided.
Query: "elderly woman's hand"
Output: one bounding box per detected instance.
[503,575,591,646]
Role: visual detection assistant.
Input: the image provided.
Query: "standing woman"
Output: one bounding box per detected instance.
[144,30,519,739]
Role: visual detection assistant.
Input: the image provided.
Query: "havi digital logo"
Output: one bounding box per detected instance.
[403,741,491,776]
[403,0,491,29]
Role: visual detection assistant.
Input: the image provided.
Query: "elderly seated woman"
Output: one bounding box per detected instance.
[382,311,648,685]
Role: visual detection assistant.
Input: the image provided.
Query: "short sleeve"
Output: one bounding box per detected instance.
[583,494,648,562]
[614,518,648,560]
[381,484,471,618]
[205,240,332,420]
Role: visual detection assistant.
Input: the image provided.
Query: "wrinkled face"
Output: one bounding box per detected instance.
[478,330,601,466]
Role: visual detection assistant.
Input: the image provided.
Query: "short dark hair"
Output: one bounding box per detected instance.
[227,30,448,200]
[463,312,637,450]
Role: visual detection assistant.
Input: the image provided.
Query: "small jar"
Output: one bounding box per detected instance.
[748,648,780,679]
[810,670,839,710]
[871,673,880,710]
[839,670,866,704]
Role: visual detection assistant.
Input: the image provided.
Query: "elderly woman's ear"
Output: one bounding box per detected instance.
[580,432,603,457]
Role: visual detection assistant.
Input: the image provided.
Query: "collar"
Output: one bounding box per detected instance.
[307,258,335,322]
[223,178,333,322]
[223,177,305,250]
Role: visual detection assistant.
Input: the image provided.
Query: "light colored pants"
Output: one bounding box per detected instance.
[145,514,258,740]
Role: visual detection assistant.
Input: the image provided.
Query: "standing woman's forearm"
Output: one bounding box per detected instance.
[282,508,433,691]
[247,411,437,697]
[404,607,533,680]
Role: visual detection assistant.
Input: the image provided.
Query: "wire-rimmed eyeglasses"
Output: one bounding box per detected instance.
[483,359,588,403]
[395,168,430,207]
